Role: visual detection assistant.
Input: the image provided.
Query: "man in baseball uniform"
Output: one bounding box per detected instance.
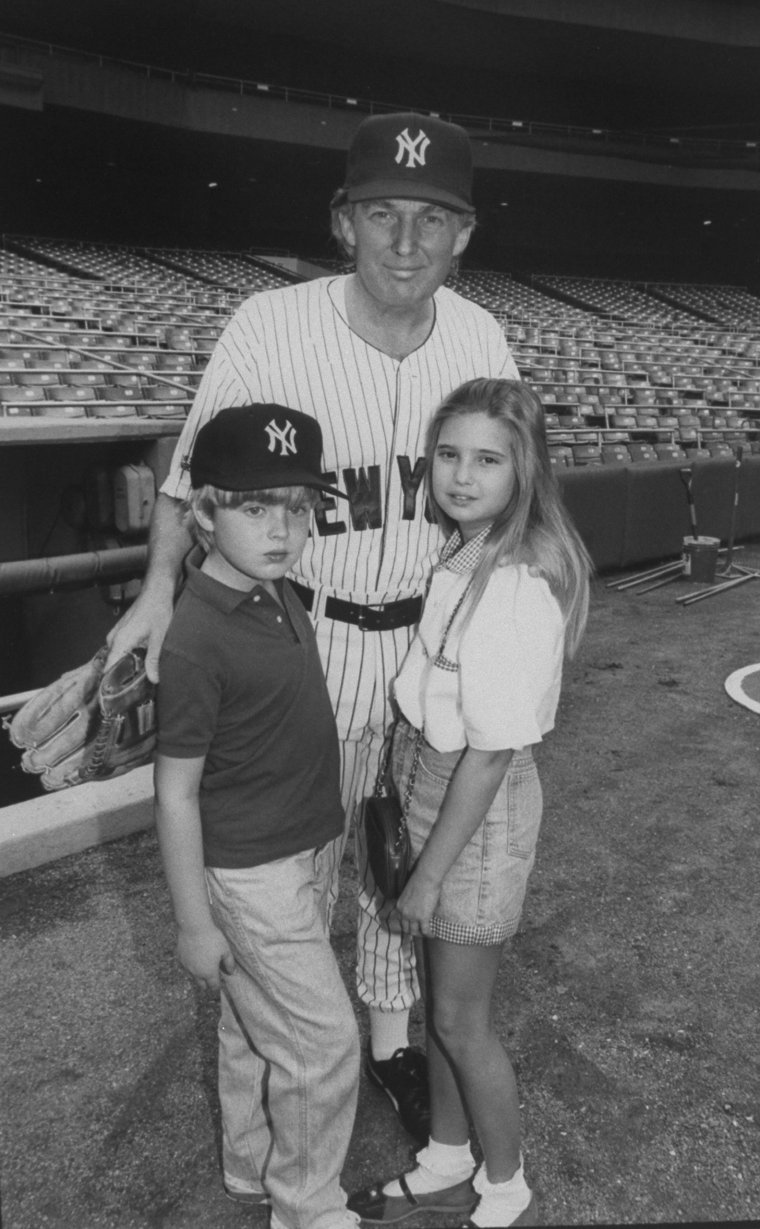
[108,110,519,1146]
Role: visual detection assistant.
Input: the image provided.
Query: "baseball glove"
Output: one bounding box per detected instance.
[6,646,156,791]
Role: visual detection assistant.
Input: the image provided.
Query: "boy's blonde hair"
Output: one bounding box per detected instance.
[186,484,319,551]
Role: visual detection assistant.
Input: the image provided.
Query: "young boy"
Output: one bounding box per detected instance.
[154,403,360,1229]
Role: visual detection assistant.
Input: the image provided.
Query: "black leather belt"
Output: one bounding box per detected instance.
[291,582,422,631]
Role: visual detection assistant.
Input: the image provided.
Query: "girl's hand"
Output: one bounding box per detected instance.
[396,871,442,937]
[176,923,236,992]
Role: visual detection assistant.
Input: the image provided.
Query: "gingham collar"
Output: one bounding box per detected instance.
[437,527,490,574]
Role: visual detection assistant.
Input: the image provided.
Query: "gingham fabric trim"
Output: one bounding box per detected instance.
[430,532,486,672]
[437,527,490,574]
[428,914,518,945]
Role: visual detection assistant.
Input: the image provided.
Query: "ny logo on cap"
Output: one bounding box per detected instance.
[395,127,431,169]
[265,418,297,457]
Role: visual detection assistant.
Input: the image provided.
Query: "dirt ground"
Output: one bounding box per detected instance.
[1,552,759,1228]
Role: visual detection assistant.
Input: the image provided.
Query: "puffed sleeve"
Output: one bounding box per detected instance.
[459,568,565,750]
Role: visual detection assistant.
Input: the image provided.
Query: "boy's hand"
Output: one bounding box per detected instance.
[176,924,236,992]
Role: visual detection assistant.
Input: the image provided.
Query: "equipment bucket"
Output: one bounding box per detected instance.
[682,536,720,583]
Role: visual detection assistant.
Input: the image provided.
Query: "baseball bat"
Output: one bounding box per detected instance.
[718,447,742,576]
[679,466,699,541]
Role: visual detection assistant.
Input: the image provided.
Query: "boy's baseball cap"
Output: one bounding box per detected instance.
[343,111,473,212]
[189,404,347,499]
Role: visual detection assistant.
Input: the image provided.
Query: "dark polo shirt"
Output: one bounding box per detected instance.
[157,563,343,868]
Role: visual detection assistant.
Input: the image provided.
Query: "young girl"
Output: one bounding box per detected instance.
[349,379,590,1229]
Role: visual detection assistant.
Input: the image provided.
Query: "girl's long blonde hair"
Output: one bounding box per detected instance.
[425,378,591,658]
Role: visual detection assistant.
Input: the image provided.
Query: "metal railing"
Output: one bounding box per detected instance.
[1,31,758,164]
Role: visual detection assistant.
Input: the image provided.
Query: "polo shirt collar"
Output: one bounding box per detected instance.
[184,558,267,613]
[437,527,490,574]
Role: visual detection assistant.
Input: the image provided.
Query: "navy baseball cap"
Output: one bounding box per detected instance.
[343,111,473,212]
[189,404,347,499]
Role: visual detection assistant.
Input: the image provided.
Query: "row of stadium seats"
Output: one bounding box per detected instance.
[2,237,760,454]
[550,440,757,467]
[0,380,193,419]
[0,348,201,372]
[533,274,760,329]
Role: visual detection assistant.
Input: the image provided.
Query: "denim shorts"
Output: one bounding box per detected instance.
[391,718,543,945]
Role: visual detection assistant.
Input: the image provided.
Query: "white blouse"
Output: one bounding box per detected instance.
[394,562,566,753]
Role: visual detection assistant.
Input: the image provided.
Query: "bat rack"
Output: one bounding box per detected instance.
[674,556,760,607]
[608,451,760,606]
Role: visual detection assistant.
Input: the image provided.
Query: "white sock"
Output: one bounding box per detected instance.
[369,1007,412,1061]
[383,1139,475,1197]
[470,1159,532,1227]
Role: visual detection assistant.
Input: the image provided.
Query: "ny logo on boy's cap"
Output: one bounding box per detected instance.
[395,126,431,169]
[265,417,298,457]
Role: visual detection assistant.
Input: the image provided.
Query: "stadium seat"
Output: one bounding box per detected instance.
[120,350,158,370]
[108,373,145,390]
[29,353,71,370]
[89,402,140,418]
[572,445,603,466]
[601,444,631,464]
[104,384,143,402]
[157,353,194,371]
[61,371,107,387]
[0,385,46,406]
[32,404,89,419]
[16,370,59,387]
[627,442,658,462]
[654,443,687,461]
[633,388,656,405]
[47,385,97,403]
[145,385,191,403]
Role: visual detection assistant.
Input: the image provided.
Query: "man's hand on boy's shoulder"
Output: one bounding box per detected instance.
[176,923,236,992]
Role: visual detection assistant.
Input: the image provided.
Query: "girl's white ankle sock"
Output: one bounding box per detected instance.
[383,1139,475,1197]
[469,1159,533,1227]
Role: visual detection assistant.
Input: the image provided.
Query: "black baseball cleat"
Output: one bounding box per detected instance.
[365,1047,431,1145]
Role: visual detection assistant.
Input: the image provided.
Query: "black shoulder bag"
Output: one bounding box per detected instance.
[362,582,471,900]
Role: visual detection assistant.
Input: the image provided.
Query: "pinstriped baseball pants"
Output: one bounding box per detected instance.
[315,617,420,1012]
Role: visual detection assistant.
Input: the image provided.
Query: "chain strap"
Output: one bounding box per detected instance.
[400,728,423,822]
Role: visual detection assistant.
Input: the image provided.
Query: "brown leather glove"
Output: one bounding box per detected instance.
[6,646,155,791]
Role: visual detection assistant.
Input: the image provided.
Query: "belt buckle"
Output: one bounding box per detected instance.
[358,602,384,631]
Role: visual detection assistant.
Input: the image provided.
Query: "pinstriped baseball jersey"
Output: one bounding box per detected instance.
[163,275,518,607]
